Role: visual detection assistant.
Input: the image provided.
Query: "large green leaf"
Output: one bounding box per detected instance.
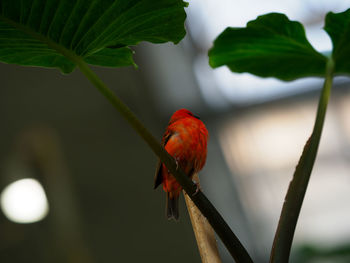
[0,0,187,73]
[209,13,328,81]
[324,8,350,75]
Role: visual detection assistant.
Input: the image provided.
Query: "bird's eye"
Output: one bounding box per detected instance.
[186,111,200,119]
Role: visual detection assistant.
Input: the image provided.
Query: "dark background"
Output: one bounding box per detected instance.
[2,2,350,262]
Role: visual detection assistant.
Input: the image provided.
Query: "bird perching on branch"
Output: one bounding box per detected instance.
[154,109,209,220]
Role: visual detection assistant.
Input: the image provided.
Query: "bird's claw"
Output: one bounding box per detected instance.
[175,160,179,171]
[174,156,180,171]
[168,157,180,173]
[192,181,200,196]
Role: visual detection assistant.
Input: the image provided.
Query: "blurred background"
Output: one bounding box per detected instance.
[1,1,350,262]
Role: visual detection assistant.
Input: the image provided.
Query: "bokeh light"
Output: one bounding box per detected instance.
[0,179,49,224]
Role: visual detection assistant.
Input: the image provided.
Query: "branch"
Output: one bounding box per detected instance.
[70,57,253,263]
[270,58,334,262]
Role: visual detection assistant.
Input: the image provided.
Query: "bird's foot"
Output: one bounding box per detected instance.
[192,181,201,196]
[168,157,180,173]
[175,160,179,171]
[174,156,180,171]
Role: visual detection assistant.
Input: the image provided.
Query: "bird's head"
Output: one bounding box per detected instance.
[169,108,200,124]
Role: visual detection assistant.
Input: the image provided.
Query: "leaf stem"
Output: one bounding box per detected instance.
[270,58,334,263]
[71,57,253,263]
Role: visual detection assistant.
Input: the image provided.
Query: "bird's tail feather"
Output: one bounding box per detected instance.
[166,192,179,221]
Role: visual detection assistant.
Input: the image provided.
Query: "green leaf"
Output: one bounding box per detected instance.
[85,47,136,68]
[0,0,187,73]
[324,8,350,75]
[209,13,327,81]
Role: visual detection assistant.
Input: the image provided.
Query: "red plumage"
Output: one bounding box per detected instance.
[154,109,208,220]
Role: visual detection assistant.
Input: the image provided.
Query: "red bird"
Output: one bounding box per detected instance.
[154,109,208,220]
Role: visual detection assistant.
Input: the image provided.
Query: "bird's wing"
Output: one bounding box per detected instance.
[154,130,172,189]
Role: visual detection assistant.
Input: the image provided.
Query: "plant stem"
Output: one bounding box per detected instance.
[184,174,222,263]
[72,57,253,263]
[270,58,334,263]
